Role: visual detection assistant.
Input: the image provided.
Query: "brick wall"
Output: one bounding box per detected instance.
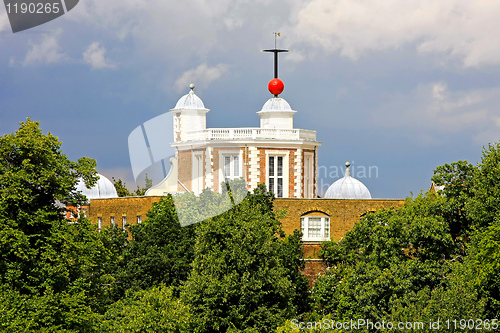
[89,196,163,229]
[89,196,404,284]
[177,151,192,191]
[273,198,404,282]
[274,198,404,241]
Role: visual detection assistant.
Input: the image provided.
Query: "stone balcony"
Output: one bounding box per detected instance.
[185,128,317,142]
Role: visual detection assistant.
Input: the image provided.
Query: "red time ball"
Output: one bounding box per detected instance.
[268,78,284,96]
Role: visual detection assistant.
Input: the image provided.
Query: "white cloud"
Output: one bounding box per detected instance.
[286,0,500,67]
[23,31,67,66]
[83,42,116,70]
[371,81,500,145]
[174,63,229,93]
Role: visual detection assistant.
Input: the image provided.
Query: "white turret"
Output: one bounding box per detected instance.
[170,84,210,142]
[257,97,297,129]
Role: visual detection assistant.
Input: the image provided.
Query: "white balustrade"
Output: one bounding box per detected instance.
[185,128,316,142]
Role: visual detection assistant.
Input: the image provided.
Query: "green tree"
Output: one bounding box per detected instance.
[315,194,456,321]
[0,119,98,291]
[431,160,475,245]
[181,185,309,333]
[112,177,132,197]
[467,143,500,229]
[134,173,153,196]
[389,258,486,332]
[469,220,500,318]
[116,194,197,296]
[99,285,191,333]
[0,119,113,330]
[113,174,152,197]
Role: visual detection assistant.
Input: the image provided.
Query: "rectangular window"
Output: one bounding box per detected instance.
[307,217,322,238]
[110,216,115,226]
[137,215,142,224]
[193,153,204,196]
[233,156,239,177]
[304,154,314,198]
[268,155,284,197]
[122,216,127,230]
[98,217,102,231]
[221,154,241,182]
[224,156,231,178]
[300,216,330,241]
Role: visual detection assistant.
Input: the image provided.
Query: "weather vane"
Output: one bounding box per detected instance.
[262,32,289,79]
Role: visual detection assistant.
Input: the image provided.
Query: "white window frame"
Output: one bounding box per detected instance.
[266,150,289,198]
[219,150,242,191]
[137,215,142,224]
[122,216,127,230]
[301,216,330,241]
[304,152,314,198]
[192,151,204,196]
[98,217,102,231]
[110,216,115,227]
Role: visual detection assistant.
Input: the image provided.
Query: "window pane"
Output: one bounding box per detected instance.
[224,156,231,177]
[269,178,274,194]
[277,156,283,176]
[324,218,330,238]
[269,156,274,176]
[233,156,239,177]
[277,178,283,198]
[301,217,305,234]
[308,217,321,238]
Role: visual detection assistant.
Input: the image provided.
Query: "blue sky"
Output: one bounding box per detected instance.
[1,1,500,198]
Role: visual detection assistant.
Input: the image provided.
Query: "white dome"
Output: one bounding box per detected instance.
[324,163,372,199]
[76,173,118,200]
[173,84,206,110]
[258,97,295,113]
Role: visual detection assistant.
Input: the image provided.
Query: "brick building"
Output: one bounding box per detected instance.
[83,68,404,282]
[145,83,321,199]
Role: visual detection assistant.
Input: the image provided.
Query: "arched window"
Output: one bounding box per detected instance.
[300,212,330,241]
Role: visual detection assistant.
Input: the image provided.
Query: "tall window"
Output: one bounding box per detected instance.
[268,155,284,197]
[301,216,330,241]
[223,155,240,181]
[192,153,204,195]
[98,217,102,231]
[137,215,142,224]
[304,154,314,198]
[122,216,127,230]
[110,216,115,227]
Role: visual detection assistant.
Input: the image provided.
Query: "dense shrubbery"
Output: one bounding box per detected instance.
[1,120,500,332]
[276,146,500,332]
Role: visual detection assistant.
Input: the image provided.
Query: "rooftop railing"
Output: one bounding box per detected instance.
[185,128,317,142]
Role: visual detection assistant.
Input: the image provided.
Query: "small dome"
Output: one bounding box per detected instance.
[324,162,372,199]
[76,173,118,200]
[173,84,206,110]
[258,97,295,113]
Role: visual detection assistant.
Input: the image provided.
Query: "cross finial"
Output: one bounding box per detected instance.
[262,32,288,79]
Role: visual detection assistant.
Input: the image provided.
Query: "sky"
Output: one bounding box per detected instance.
[1,0,500,199]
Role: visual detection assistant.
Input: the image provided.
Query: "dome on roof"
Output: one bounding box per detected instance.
[258,97,295,113]
[324,162,372,199]
[76,173,118,200]
[173,84,206,110]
